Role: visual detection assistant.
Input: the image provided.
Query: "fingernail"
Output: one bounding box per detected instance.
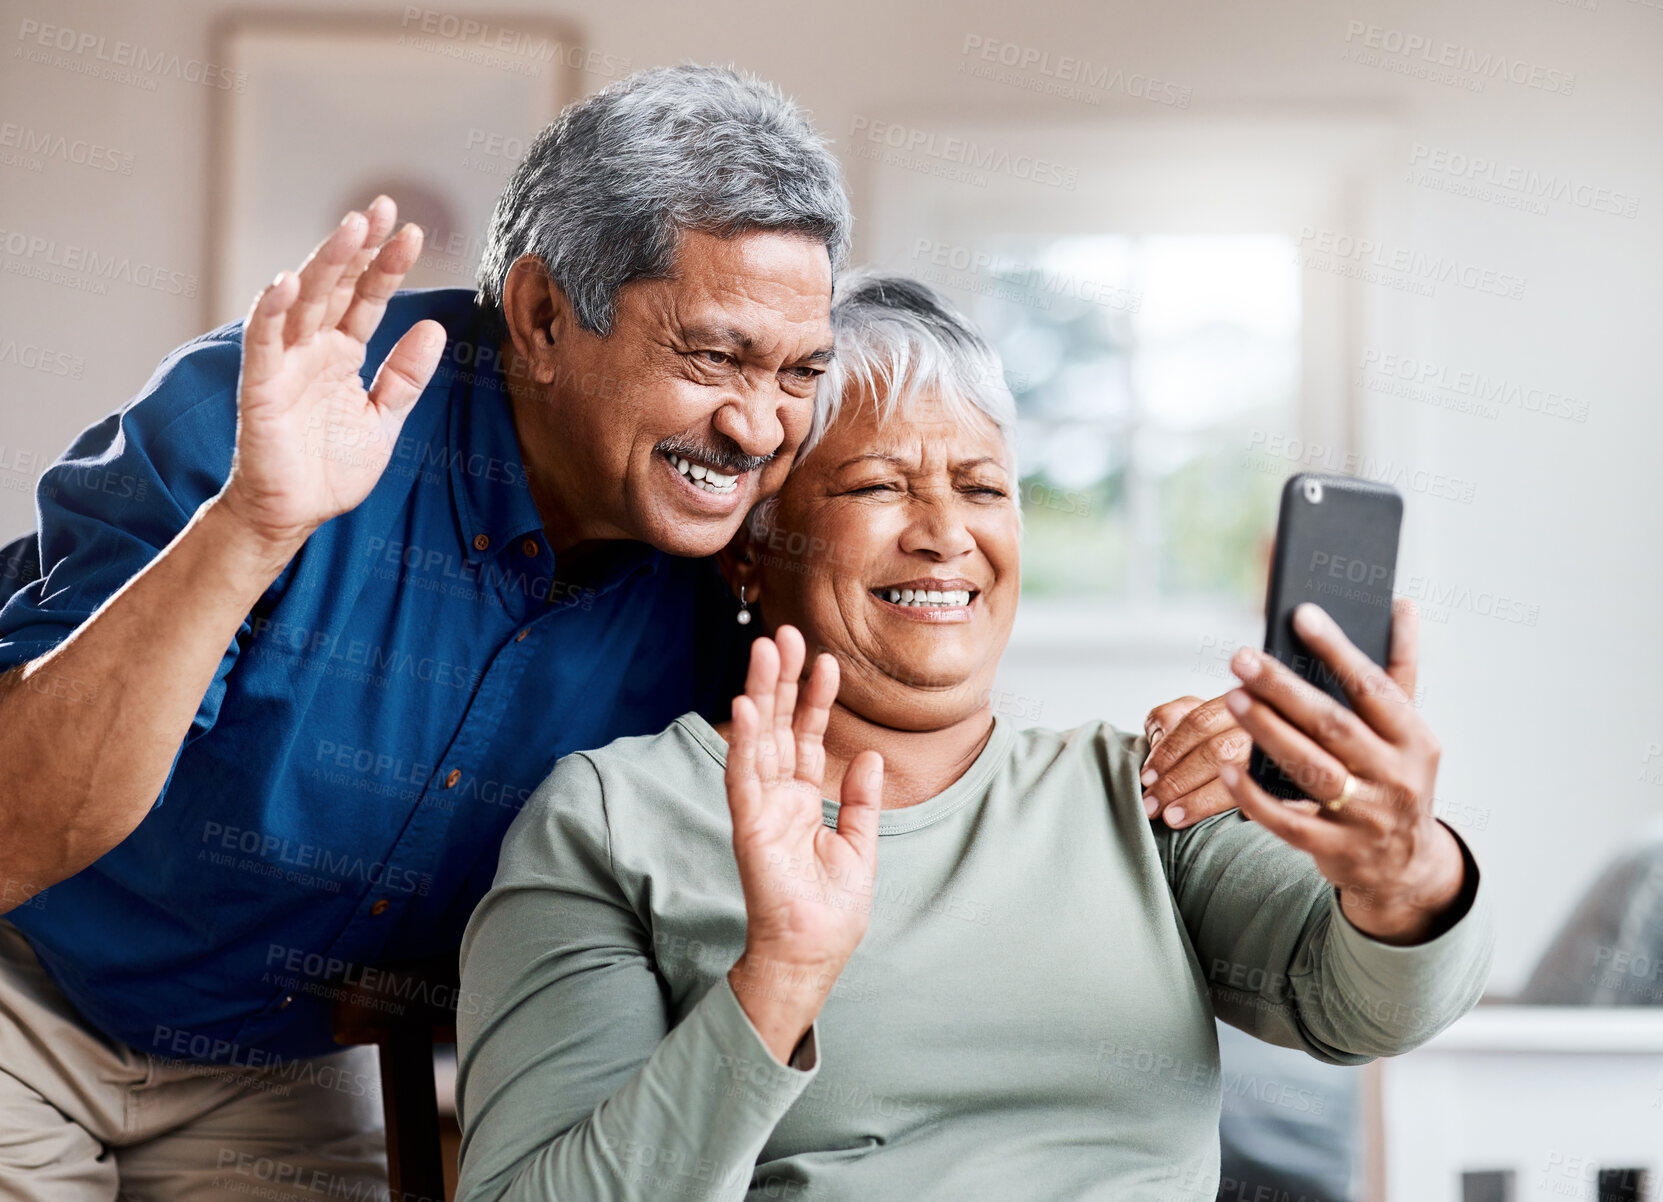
[1140,767,1158,787]
[1220,763,1239,787]
[340,210,365,228]
[1294,603,1325,636]
[1144,795,1159,817]
[1165,807,1186,826]
[1232,647,1260,680]
[1225,690,1250,717]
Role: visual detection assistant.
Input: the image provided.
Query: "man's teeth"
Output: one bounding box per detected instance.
[669,454,738,494]
[880,588,972,608]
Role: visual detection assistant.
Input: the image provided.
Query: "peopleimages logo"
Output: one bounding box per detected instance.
[846,116,1080,191]
[0,228,198,297]
[14,19,247,92]
[0,122,134,174]
[1297,226,1526,301]
[958,35,1192,108]
[1358,349,1590,424]
[1409,144,1639,219]
[1341,20,1576,95]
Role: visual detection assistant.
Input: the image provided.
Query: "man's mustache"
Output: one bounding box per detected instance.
[654,434,773,475]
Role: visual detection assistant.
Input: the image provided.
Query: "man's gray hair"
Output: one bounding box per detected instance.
[476,64,851,335]
[748,270,1020,538]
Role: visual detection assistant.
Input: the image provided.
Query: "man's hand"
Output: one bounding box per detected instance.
[217,195,448,556]
[1140,694,1253,829]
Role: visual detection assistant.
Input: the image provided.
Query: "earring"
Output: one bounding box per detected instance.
[735,587,752,626]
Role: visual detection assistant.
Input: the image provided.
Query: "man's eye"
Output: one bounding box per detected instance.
[698,350,735,366]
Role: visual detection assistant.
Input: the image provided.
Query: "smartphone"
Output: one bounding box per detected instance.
[1247,473,1403,800]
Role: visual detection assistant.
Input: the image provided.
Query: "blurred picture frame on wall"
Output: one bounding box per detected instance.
[205,10,591,327]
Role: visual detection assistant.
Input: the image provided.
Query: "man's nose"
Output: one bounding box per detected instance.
[711,385,789,460]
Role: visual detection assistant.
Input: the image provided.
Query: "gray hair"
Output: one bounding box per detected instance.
[476,64,851,336]
[749,270,1020,538]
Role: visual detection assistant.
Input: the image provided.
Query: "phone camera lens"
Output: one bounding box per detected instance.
[1302,479,1324,504]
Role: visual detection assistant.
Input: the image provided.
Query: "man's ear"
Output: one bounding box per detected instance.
[501,254,573,385]
[715,525,761,604]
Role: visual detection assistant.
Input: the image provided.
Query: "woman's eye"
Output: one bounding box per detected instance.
[848,483,898,495]
[967,485,1009,498]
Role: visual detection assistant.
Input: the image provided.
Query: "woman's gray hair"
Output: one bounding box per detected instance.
[748,270,1020,538]
[476,64,851,335]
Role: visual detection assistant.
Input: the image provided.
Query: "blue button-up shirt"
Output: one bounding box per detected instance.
[0,288,748,1062]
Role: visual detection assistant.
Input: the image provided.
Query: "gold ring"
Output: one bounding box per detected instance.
[1324,774,1359,813]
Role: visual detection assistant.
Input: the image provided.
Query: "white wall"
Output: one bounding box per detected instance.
[2,0,1659,992]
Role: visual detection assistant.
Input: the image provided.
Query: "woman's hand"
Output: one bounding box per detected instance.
[1140,694,1254,828]
[1216,599,1468,946]
[725,626,883,1063]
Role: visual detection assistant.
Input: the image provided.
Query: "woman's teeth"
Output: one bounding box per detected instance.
[668,454,738,494]
[880,588,972,608]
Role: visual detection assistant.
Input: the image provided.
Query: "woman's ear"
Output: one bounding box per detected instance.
[501,254,573,385]
[715,525,762,605]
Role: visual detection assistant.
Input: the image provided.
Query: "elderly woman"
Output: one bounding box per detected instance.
[454,274,1493,1201]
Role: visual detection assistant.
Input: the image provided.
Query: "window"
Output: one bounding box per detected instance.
[967,234,1301,609]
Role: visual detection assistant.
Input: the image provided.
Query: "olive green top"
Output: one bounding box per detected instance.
[456,714,1491,1201]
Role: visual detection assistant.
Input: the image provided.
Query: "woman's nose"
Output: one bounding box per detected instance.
[899,498,976,560]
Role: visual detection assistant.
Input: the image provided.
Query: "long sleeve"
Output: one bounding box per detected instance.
[0,334,250,803]
[1157,805,1495,1065]
[455,752,818,1202]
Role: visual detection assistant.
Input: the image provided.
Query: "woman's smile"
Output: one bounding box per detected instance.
[868,578,979,623]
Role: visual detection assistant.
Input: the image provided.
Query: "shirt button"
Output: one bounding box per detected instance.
[473,534,490,551]
[444,768,462,788]
[370,899,391,917]
[515,629,529,643]
[279,994,293,1010]
[522,539,539,557]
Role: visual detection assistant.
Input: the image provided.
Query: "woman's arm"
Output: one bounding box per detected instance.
[1156,598,1495,1062]
[1159,807,1489,1062]
[454,753,820,1202]
[455,627,883,1202]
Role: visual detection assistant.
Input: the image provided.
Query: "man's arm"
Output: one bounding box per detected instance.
[0,499,298,902]
[0,197,443,905]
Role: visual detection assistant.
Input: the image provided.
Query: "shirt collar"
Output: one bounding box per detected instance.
[444,307,664,592]
[446,313,547,566]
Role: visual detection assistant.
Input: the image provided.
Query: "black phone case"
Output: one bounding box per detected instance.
[1248,473,1403,800]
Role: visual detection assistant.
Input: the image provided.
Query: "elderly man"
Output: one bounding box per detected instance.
[0,66,1245,1198]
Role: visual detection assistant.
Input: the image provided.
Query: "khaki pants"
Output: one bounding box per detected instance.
[0,922,388,1201]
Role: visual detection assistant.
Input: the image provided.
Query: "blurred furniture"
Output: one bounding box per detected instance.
[1518,823,1663,1007]
[1370,1007,1663,1201]
[1215,1020,1361,1201]
[332,953,462,1202]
